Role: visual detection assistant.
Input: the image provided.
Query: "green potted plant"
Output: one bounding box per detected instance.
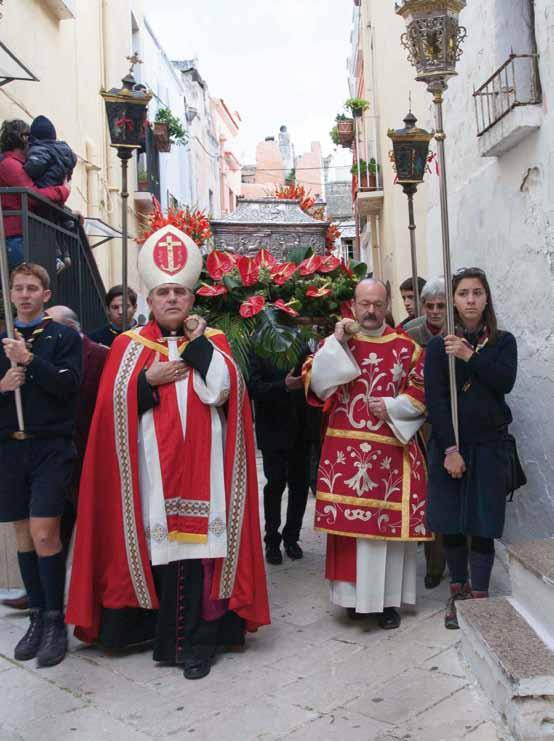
[330,126,341,146]
[154,107,188,152]
[137,166,149,192]
[345,97,370,118]
[351,158,380,189]
[335,112,354,147]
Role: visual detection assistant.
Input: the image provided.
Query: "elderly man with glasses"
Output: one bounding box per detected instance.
[404,278,448,588]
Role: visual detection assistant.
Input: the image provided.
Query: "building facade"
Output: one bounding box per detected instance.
[422,0,554,541]
[348,0,432,320]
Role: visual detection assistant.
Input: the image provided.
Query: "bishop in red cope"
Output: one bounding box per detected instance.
[304,279,431,630]
[67,225,270,680]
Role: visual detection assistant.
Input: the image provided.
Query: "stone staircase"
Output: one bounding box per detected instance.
[458,539,554,741]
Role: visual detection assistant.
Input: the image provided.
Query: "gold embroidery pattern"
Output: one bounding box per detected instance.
[113,341,152,609]
[326,427,403,447]
[316,490,403,511]
[214,346,249,599]
[165,499,210,517]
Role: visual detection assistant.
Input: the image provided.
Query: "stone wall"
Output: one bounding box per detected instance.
[424,0,554,541]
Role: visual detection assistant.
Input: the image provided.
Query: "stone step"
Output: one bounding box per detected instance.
[457,597,554,741]
[508,539,554,647]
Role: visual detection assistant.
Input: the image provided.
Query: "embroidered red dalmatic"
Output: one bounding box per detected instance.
[66,321,270,642]
[304,327,432,581]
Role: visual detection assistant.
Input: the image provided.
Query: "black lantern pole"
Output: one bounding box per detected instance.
[396,0,467,445]
[388,110,433,317]
[101,54,151,331]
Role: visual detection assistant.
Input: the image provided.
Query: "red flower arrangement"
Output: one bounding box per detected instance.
[139,198,212,246]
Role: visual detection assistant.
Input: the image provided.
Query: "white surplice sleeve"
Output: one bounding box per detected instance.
[310,335,361,401]
[192,349,231,407]
[383,395,425,445]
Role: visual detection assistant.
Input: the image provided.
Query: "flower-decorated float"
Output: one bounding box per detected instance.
[139,199,367,374]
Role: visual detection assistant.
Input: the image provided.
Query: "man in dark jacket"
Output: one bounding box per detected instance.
[89,284,138,347]
[0,263,81,668]
[23,115,77,188]
[248,354,314,564]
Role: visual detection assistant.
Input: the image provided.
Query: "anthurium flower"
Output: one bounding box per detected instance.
[319,255,341,273]
[270,262,297,285]
[340,260,354,278]
[206,251,235,280]
[196,283,228,297]
[306,285,332,298]
[238,257,261,287]
[299,254,323,276]
[253,248,277,268]
[239,295,266,318]
[340,300,354,318]
[274,299,299,317]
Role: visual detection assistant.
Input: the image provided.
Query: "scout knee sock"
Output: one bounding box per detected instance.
[442,534,469,585]
[470,539,495,593]
[17,550,45,610]
[38,551,66,612]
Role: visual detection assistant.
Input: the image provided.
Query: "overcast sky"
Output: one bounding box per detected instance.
[145,0,353,166]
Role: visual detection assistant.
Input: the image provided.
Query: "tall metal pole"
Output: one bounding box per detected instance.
[0,203,25,435]
[119,150,132,332]
[432,84,459,446]
[404,183,421,316]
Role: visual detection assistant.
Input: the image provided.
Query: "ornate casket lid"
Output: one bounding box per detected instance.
[211,198,329,227]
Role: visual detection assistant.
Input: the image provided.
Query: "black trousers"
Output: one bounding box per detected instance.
[261,445,310,548]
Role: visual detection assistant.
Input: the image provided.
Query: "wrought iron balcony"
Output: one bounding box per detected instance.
[473,54,542,137]
[0,188,107,332]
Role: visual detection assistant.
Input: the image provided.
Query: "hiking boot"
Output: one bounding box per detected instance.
[445,583,471,630]
[14,608,43,661]
[37,610,67,668]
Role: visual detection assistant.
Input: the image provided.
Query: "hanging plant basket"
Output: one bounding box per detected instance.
[153,122,171,152]
[337,119,354,148]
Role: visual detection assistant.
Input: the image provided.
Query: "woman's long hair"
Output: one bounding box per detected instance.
[452,268,498,344]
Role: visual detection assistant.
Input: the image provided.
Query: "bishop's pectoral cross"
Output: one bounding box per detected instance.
[158,235,182,273]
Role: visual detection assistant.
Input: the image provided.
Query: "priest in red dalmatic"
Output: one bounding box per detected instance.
[304,278,432,629]
[66,225,270,679]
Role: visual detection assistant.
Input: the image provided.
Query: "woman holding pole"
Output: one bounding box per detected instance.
[424,268,519,629]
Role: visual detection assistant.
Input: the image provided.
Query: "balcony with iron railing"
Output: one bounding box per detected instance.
[0,188,107,331]
[473,53,543,157]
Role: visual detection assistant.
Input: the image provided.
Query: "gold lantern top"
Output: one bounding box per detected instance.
[396,0,467,91]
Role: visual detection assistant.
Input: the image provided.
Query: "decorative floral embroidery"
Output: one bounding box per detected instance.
[318,450,346,492]
[344,443,379,496]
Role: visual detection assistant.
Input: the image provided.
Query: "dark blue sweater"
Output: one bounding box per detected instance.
[424,330,517,452]
[0,319,82,440]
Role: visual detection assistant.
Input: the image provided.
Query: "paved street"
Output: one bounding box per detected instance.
[0,463,513,741]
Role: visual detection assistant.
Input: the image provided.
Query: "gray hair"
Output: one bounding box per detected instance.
[47,305,81,332]
[421,278,446,303]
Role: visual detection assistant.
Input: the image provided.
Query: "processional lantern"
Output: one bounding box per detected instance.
[388,110,433,315]
[101,54,152,330]
[396,0,467,444]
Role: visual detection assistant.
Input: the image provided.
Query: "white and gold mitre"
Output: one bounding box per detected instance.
[138,224,203,293]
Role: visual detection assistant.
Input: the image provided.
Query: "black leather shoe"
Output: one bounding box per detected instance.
[378,607,401,630]
[424,573,442,589]
[14,609,43,661]
[347,608,366,621]
[37,610,67,668]
[284,542,303,560]
[183,658,211,680]
[265,545,282,565]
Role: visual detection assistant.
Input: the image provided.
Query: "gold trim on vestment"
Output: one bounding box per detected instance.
[125,327,223,356]
[352,332,403,344]
[314,525,433,542]
[325,426,403,447]
[316,491,402,511]
[401,447,411,539]
[168,531,209,544]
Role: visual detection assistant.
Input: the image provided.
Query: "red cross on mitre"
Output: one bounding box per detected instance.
[153,232,189,275]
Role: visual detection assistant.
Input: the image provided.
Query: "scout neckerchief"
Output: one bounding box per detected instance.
[15,314,52,351]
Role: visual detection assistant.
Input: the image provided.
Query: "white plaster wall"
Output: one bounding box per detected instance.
[424,0,554,541]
